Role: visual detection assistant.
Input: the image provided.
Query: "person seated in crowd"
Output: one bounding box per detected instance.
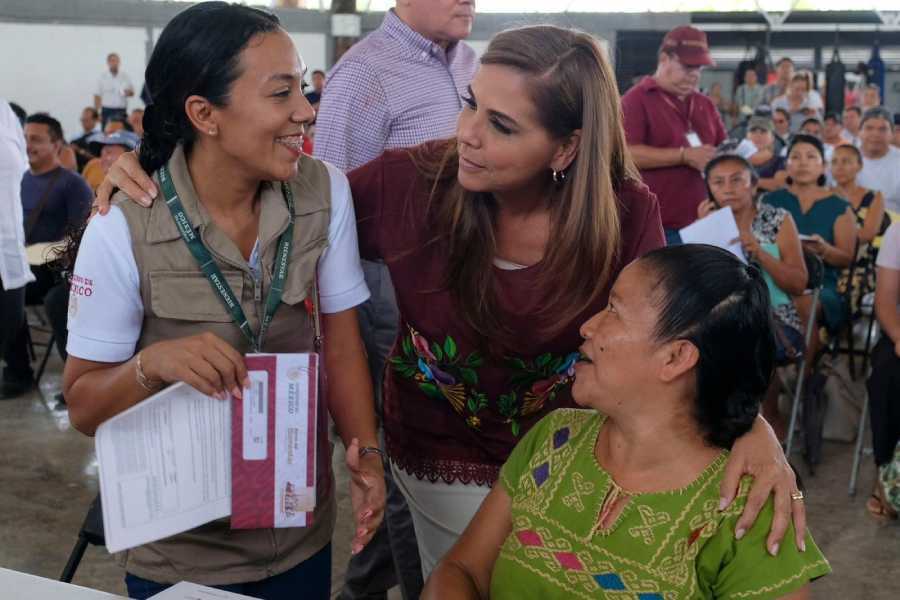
[867,222,900,521]
[81,130,140,192]
[893,114,900,149]
[764,136,857,457]
[81,117,137,189]
[842,106,862,147]
[63,4,384,597]
[772,73,822,133]
[857,107,900,215]
[707,81,730,128]
[799,117,822,140]
[860,83,882,113]
[822,112,849,148]
[831,144,887,245]
[424,244,830,599]
[764,56,794,106]
[1,113,92,399]
[303,68,325,111]
[70,107,101,172]
[128,107,144,137]
[745,116,787,191]
[733,67,764,120]
[773,107,792,145]
[697,155,807,438]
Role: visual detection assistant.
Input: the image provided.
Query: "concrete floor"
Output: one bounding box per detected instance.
[1,353,898,599]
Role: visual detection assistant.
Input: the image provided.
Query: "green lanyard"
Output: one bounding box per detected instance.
[158,164,294,352]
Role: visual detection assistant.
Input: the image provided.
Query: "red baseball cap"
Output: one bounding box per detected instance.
[660,26,714,67]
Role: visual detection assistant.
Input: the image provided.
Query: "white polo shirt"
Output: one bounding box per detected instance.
[67,161,370,362]
[95,70,134,110]
[0,99,33,290]
[858,145,900,214]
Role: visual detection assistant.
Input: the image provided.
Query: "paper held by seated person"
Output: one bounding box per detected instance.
[679,205,747,263]
[95,354,317,553]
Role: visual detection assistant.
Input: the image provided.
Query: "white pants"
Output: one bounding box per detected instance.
[390,462,491,579]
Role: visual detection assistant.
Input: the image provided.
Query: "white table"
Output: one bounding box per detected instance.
[0,567,127,599]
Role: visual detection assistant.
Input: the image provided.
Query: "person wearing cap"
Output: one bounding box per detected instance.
[81,130,140,192]
[621,25,726,245]
[746,116,787,191]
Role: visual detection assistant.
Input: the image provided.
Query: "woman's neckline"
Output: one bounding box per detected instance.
[788,187,833,213]
[589,414,727,498]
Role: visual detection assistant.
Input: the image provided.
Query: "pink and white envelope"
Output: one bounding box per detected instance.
[231,353,318,529]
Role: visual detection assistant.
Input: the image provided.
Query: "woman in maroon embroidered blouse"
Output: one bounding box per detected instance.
[349,26,805,574]
[94,24,806,581]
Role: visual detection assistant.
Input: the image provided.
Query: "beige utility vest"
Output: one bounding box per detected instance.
[114,145,335,585]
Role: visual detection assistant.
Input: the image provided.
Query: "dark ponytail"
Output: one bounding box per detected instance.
[139,1,280,174]
[641,245,776,449]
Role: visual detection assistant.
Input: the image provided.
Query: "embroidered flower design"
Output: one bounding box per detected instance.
[390,326,577,436]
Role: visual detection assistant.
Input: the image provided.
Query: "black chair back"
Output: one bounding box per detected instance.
[802,249,825,291]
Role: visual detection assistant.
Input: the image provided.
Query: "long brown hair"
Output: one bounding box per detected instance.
[412,25,638,348]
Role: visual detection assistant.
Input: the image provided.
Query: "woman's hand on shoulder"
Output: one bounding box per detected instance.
[720,415,806,556]
[95,150,158,215]
[140,332,248,399]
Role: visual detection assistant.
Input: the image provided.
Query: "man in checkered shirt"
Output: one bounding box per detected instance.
[313,2,478,599]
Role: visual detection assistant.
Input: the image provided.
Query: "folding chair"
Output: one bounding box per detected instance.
[784,250,826,460]
[59,494,105,583]
[832,239,878,380]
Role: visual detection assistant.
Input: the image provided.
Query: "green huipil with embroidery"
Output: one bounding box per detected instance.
[491,409,831,599]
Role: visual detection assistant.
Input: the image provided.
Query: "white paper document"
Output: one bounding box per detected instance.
[95,383,231,553]
[148,581,259,599]
[678,205,747,263]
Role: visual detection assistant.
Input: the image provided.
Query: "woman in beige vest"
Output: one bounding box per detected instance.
[62,4,384,598]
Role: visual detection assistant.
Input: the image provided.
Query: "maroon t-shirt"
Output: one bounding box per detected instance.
[622,76,727,231]
[349,145,664,485]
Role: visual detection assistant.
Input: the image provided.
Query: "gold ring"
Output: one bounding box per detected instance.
[790,491,804,502]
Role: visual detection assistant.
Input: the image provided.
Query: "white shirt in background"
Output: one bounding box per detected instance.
[877,223,900,313]
[67,162,370,362]
[0,99,34,291]
[96,71,133,109]
[858,145,900,214]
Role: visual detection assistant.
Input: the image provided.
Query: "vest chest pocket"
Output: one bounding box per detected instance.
[280,236,328,306]
[149,270,245,322]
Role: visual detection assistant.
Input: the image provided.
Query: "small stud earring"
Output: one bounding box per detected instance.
[552,169,567,185]
[209,128,217,135]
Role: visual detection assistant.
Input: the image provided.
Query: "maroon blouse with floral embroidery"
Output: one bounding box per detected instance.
[349,143,664,486]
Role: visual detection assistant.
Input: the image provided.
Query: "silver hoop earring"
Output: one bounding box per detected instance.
[552,169,567,184]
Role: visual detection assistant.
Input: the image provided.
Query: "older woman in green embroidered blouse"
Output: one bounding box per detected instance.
[424,245,830,599]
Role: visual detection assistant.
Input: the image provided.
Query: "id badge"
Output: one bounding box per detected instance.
[685,131,702,148]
